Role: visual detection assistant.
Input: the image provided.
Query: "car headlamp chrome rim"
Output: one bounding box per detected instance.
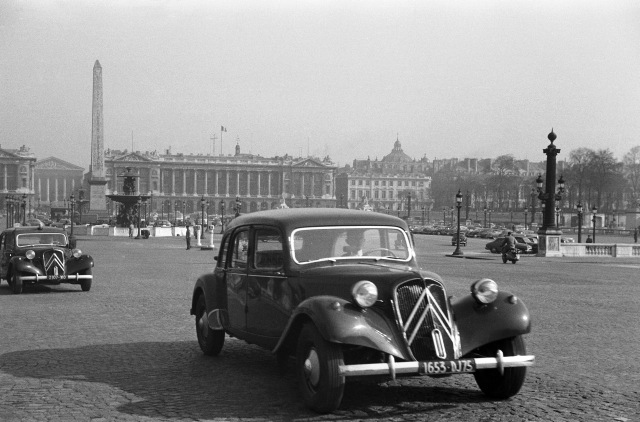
[351,280,378,308]
[72,249,82,259]
[471,278,499,304]
[26,250,35,260]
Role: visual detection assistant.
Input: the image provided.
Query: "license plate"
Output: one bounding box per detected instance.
[419,359,476,375]
[46,275,66,280]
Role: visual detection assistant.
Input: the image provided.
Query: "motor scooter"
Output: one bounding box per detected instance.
[502,247,520,264]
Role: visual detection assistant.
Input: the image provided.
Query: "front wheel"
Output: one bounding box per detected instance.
[473,336,527,399]
[501,254,507,264]
[12,272,23,294]
[296,323,345,413]
[195,295,224,356]
[80,268,92,291]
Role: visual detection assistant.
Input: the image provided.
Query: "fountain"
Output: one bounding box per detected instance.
[106,167,150,229]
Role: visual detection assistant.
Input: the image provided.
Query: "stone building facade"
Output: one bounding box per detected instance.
[0,145,38,215]
[335,138,432,217]
[103,143,337,218]
[34,157,85,208]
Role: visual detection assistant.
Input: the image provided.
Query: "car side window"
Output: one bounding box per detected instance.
[254,228,284,270]
[230,229,249,269]
[217,233,231,268]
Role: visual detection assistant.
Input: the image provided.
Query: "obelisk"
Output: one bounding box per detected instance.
[88,60,108,213]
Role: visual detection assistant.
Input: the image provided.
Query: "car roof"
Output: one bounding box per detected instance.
[226,208,409,233]
[2,226,67,236]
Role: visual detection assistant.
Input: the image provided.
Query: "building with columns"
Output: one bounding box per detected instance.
[103,142,337,218]
[0,145,38,213]
[34,157,85,209]
[335,138,432,218]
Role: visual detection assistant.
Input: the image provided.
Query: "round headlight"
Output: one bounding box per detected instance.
[471,278,499,304]
[351,280,378,308]
[72,249,82,259]
[26,250,35,260]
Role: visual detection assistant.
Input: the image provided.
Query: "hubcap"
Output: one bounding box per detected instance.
[304,348,320,386]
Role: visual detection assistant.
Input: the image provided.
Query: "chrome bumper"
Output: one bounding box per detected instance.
[19,274,93,282]
[339,351,535,380]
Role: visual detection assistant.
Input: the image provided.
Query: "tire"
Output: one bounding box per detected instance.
[195,295,224,356]
[511,259,517,264]
[473,336,527,399]
[80,268,92,292]
[296,323,345,413]
[501,254,507,264]
[12,272,23,294]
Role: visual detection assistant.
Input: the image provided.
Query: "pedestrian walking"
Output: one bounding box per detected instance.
[129,222,134,238]
[185,224,191,250]
[194,224,199,242]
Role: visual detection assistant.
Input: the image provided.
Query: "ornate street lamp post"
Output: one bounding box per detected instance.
[576,201,583,243]
[21,194,27,225]
[483,206,487,228]
[135,195,142,239]
[592,205,598,242]
[524,208,529,230]
[220,202,225,233]
[535,129,565,256]
[407,192,412,220]
[421,206,425,226]
[452,190,464,256]
[69,194,76,239]
[555,206,560,227]
[442,207,446,225]
[200,195,206,229]
[182,201,186,224]
[174,200,180,226]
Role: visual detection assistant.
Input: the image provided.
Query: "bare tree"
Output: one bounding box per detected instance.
[623,146,640,207]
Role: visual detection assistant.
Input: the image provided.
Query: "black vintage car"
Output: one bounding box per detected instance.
[190,209,534,413]
[0,226,94,294]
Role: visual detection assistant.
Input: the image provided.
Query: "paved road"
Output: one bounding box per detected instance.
[0,234,638,421]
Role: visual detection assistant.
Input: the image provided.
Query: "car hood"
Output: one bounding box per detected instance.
[294,262,444,301]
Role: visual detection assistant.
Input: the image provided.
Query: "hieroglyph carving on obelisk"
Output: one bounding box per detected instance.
[91,60,105,179]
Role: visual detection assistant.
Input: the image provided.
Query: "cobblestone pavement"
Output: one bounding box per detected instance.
[0,234,638,421]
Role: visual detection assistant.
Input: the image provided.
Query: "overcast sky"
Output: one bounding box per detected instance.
[1,0,639,169]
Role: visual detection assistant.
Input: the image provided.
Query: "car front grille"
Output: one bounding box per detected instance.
[394,279,458,361]
[42,250,66,276]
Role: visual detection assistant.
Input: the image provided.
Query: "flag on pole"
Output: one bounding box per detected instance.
[221,126,227,132]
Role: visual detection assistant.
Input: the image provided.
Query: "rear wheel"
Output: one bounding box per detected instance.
[11,272,23,294]
[473,336,527,399]
[195,295,225,356]
[296,323,345,413]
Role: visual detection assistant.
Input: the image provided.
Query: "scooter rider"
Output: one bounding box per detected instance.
[502,231,516,254]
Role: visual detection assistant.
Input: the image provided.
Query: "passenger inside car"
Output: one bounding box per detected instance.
[342,230,366,256]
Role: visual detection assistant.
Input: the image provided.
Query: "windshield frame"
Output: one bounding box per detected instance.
[16,232,68,247]
[290,225,413,265]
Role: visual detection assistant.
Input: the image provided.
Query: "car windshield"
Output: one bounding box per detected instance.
[16,233,67,247]
[291,226,412,264]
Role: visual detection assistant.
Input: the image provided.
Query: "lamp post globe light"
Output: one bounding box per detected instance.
[535,129,565,256]
[576,201,583,243]
[592,205,598,242]
[452,190,464,256]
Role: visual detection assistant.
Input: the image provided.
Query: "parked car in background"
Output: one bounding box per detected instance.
[50,219,71,228]
[24,218,44,227]
[0,226,94,294]
[154,220,172,228]
[191,208,535,413]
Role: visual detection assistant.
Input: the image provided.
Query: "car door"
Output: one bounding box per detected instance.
[224,227,250,333]
[245,226,290,345]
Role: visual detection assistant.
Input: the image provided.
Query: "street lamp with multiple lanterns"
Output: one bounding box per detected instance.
[452,190,464,256]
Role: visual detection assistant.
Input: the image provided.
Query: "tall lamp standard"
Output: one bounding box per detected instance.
[421,206,425,226]
[555,206,560,227]
[452,190,464,256]
[174,201,180,226]
[220,202,225,233]
[483,206,488,228]
[591,205,598,242]
[199,195,207,246]
[21,194,27,225]
[576,201,583,243]
[69,194,76,240]
[442,207,446,225]
[135,196,142,239]
[524,207,529,230]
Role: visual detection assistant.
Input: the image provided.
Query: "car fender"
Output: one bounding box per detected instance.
[66,255,94,274]
[10,256,45,276]
[274,295,412,360]
[451,291,532,356]
[190,272,227,321]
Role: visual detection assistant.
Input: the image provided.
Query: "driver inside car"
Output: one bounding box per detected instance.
[342,230,365,256]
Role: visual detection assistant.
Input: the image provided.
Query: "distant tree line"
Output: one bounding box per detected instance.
[430,146,640,215]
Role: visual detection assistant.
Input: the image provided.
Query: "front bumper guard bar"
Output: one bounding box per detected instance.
[19,274,93,282]
[339,351,535,380]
